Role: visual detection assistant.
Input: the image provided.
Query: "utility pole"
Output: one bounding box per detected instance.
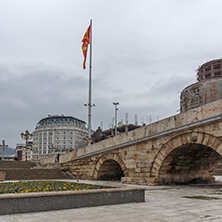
[113,102,119,136]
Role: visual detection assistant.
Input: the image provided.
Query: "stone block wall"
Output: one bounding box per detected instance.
[59,100,222,185]
[75,99,222,160]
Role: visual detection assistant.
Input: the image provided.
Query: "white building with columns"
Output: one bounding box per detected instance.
[32,115,88,160]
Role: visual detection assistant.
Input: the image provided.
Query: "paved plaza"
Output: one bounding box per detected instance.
[1,178,222,222]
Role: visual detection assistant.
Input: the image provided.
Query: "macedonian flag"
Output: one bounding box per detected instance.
[82,25,91,70]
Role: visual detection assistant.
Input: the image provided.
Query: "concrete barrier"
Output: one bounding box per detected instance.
[0,187,145,215]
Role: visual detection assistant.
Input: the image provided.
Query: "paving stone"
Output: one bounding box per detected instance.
[1,178,222,221]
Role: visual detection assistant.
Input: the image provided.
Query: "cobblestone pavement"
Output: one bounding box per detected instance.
[1,177,222,222]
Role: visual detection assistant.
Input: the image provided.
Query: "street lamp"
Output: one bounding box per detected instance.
[21,130,33,161]
[48,132,56,154]
[84,103,95,143]
[48,143,55,154]
[0,140,8,160]
[113,102,119,136]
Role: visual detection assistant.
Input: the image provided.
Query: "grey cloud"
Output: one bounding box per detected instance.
[1,0,222,147]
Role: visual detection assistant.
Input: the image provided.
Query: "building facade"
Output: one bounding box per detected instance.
[180,59,222,112]
[15,143,33,161]
[32,115,87,160]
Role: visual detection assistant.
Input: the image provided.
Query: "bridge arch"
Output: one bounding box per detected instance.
[93,153,127,181]
[151,132,222,184]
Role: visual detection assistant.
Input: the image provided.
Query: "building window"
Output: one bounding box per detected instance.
[205,73,211,78]
[191,88,200,95]
[205,66,211,71]
[214,64,221,69]
[215,71,221,76]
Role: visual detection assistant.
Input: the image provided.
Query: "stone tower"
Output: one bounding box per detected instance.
[180,59,222,112]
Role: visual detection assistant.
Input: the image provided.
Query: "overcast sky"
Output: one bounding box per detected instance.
[1,0,222,148]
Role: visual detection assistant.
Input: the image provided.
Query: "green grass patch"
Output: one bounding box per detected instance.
[0,181,113,194]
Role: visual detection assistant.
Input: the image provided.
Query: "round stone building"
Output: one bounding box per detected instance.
[180,59,222,113]
[32,115,87,160]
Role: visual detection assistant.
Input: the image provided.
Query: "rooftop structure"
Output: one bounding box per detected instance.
[197,59,222,81]
[36,115,86,128]
[180,59,222,112]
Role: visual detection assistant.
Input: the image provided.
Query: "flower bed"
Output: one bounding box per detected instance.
[0,181,112,194]
[0,181,145,215]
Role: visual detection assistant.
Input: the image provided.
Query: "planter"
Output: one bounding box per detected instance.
[0,187,145,215]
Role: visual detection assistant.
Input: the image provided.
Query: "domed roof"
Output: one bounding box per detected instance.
[36,115,87,128]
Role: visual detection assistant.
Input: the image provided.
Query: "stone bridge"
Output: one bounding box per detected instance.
[56,100,222,185]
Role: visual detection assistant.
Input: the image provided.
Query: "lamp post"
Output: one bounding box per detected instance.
[84,103,95,144]
[48,132,55,154]
[49,143,55,154]
[0,140,8,160]
[113,102,119,136]
[21,130,33,161]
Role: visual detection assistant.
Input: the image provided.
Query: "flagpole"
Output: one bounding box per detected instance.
[88,19,92,140]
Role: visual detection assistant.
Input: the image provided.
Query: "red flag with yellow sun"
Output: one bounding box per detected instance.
[81,25,91,69]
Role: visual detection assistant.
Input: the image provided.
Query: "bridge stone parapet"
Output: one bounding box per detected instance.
[60,99,222,162]
[60,100,222,185]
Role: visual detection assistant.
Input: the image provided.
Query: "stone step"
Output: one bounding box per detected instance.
[0,160,36,169]
[0,160,73,180]
[2,169,72,180]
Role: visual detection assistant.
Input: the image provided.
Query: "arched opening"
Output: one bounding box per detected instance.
[158,143,222,184]
[97,160,124,181]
